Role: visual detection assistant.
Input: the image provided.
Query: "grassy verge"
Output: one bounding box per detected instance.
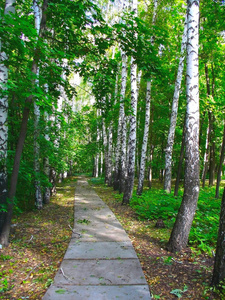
[0,178,75,300]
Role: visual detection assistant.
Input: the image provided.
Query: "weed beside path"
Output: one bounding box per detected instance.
[0,178,75,300]
[91,181,220,300]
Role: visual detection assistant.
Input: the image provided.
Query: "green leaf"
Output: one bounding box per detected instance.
[170,289,183,298]
[55,289,66,294]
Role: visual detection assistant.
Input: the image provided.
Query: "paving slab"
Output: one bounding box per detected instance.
[43,177,151,300]
[75,207,117,221]
[64,241,137,259]
[72,223,131,242]
[53,259,147,285]
[43,285,151,300]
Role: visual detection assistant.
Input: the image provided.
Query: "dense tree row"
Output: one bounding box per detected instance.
[0,0,112,245]
[0,0,225,286]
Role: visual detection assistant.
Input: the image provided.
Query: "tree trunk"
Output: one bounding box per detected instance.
[215,123,225,199]
[114,51,127,191]
[94,154,99,178]
[137,80,151,195]
[33,0,43,208]
[164,17,187,193]
[209,112,216,186]
[43,111,51,204]
[43,157,50,204]
[107,122,113,186]
[212,187,225,286]
[103,120,109,184]
[94,111,100,178]
[136,0,157,195]
[167,0,200,252]
[205,63,216,187]
[174,117,186,196]
[0,0,16,237]
[148,146,154,189]
[50,167,56,196]
[201,124,209,188]
[119,112,127,194]
[135,70,142,180]
[43,95,51,203]
[100,151,103,177]
[122,0,138,204]
[122,55,138,204]
[34,99,43,208]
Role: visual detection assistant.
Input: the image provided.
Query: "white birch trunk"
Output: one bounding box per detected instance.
[48,103,57,195]
[201,124,209,187]
[107,122,113,186]
[148,146,154,188]
[137,80,151,195]
[114,51,127,190]
[164,16,187,193]
[136,70,142,98]
[111,73,118,177]
[135,70,142,179]
[168,0,200,252]
[33,0,43,209]
[94,110,100,177]
[123,54,138,202]
[34,96,43,209]
[122,0,138,203]
[95,148,99,178]
[0,0,15,232]
[120,110,127,193]
[136,0,157,195]
[102,120,109,183]
[43,107,50,204]
[95,155,99,178]
[100,151,103,176]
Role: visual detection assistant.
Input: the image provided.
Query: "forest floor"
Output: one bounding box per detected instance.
[0,178,75,300]
[0,176,221,299]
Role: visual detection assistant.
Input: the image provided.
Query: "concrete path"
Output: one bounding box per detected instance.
[43,178,151,299]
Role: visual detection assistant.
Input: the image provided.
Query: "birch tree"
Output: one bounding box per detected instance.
[94,110,100,177]
[164,16,187,193]
[113,0,128,192]
[119,100,127,193]
[167,0,200,252]
[136,0,158,196]
[107,122,113,186]
[43,110,51,204]
[0,0,16,237]
[122,0,138,204]
[136,80,151,195]
[113,51,127,191]
[102,118,109,182]
[33,0,43,208]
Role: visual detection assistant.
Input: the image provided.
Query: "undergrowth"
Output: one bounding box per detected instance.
[130,187,221,255]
